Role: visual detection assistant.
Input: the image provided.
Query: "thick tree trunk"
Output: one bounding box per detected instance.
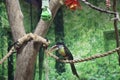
[5,0,61,80]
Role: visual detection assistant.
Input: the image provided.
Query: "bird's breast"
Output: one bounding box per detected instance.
[58,48,66,56]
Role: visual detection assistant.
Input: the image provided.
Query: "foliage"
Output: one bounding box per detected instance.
[45,2,120,80]
[19,0,39,33]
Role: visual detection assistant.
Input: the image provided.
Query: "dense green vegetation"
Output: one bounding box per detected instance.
[0,1,120,80]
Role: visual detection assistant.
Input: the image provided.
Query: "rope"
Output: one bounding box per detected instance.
[0,33,49,64]
[0,33,120,64]
[0,46,15,64]
[0,43,120,64]
[47,47,120,63]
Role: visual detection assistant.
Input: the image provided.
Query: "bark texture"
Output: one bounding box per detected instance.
[5,0,61,80]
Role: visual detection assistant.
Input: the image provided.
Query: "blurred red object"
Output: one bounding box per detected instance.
[106,0,111,8]
[65,0,82,10]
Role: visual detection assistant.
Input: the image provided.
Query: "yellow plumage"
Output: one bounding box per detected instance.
[58,47,66,56]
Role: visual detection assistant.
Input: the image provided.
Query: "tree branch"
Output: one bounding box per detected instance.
[81,0,115,14]
[112,0,120,65]
[5,0,26,41]
[80,0,120,21]
[34,0,62,36]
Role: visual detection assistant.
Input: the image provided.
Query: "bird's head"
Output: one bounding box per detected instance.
[56,42,65,49]
[56,42,66,56]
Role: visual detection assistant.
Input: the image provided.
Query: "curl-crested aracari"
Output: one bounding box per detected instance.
[56,42,80,78]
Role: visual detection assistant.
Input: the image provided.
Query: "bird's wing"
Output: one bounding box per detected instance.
[64,45,74,60]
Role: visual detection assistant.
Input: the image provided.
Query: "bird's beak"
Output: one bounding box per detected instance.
[49,45,59,52]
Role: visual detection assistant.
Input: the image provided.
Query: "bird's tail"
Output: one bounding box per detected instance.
[70,64,80,79]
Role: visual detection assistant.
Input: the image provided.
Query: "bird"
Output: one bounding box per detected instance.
[56,42,80,79]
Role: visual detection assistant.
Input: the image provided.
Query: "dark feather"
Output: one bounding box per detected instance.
[70,64,80,78]
[63,44,73,60]
[63,45,80,78]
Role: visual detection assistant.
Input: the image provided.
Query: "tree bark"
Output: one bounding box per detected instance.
[5,0,26,41]
[5,0,61,80]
